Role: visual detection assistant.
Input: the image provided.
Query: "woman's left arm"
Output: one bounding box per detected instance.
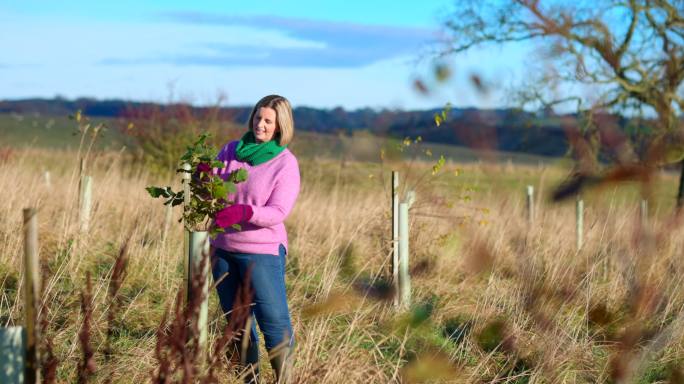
[248,158,301,227]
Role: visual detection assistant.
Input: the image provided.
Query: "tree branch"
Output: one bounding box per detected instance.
[616,0,640,59]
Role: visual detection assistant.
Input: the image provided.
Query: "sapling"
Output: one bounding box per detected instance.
[146,133,247,236]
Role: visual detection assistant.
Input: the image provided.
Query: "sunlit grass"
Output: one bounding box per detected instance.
[1,144,683,383]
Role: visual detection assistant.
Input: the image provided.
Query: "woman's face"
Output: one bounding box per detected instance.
[252,107,278,143]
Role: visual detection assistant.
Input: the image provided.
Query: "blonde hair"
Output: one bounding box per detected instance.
[248,95,294,145]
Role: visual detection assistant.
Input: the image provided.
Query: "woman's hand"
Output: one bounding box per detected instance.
[215,204,254,228]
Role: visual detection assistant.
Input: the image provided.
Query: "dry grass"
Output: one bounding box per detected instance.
[1,145,684,383]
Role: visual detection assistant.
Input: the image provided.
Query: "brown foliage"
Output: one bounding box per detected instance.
[118,95,242,174]
[151,244,254,383]
[78,272,96,384]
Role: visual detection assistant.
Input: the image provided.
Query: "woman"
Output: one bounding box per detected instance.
[211,94,300,383]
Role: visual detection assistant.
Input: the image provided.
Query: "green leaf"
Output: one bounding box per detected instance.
[213,183,228,200]
[231,224,242,231]
[434,103,451,127]
[209,226,225,238]
[434,114,442,127]
[146,186,172,198]
[180,151,192,162]
[228,168,248,183]
[432,155,446,175]
[170,193,184,206]
[225,182,236,195]
[211,160,224,168]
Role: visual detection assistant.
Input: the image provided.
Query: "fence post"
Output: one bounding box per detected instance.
[640,199,648,227]
[576,195,584,251]
[526,185,534,224]
[79,175,92,232]
[398,202,411,309]
[23,208,40,384]
[392,171,399,308]
[181,163,191,306]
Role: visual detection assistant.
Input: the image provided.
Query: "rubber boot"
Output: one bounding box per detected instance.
[268,346,292,384]
[241,339,260,384]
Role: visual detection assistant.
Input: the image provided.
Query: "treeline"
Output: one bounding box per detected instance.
[0,97,645,158]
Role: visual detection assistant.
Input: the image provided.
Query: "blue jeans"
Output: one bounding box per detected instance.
[212,244,293,367]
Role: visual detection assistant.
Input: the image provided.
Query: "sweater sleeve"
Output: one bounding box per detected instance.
[214,141,237,176]
[248,156,300,227]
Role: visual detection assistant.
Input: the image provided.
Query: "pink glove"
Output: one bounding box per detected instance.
[215,204,254,228]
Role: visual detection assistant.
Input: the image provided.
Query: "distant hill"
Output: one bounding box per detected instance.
[0,97,622,158]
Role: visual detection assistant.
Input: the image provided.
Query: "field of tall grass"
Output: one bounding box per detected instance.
[1,136,683,382]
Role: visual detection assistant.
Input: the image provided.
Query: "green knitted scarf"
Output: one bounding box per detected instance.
[235,131,287,165]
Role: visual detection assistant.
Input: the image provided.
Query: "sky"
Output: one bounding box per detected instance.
[0,0,531,110]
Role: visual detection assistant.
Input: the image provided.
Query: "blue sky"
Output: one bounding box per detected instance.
[0,0,530,110]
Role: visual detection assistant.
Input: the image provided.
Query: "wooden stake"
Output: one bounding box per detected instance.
[23,208,40,384]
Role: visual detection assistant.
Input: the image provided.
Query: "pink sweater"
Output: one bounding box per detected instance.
[210,141,300,255]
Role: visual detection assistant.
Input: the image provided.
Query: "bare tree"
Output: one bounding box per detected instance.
[440,0,684,206]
